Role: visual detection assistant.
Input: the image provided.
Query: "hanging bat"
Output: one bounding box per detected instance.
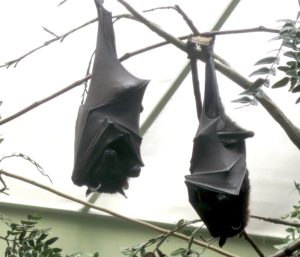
[185,39,254,247]
[72,0,149,197]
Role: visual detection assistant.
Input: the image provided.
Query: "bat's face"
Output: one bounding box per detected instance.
[85,137,142,196]
[192,173,250,247]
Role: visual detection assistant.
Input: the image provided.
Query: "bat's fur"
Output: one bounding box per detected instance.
[195,170,250,247]
[85,137,142,196]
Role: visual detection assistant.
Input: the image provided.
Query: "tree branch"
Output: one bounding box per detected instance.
[241,231,265,257]
[251,215,300,228]
[269,239,300,257]
[0,75,90,126]
[0,169,239,257]
[116,0,300,150]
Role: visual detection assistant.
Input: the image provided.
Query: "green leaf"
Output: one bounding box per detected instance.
[282,41,296,49]
[296,97,300,104]
[286,69,298,77]
[171,248,187,256]
[254,56,278,65]
[284,51,297,59]
[27,214,42,221]
[21,220,38,226]
[272,77,290,88]
[93,253,100,257]
[292,84,300,93]
[176,219,186,226]
[286,227,295,233]
[231,96,253,104]
[286,61,298,68]
[249,67,271,76]
[277,66,290,72]
[38,233,49,241]
[45,237,59,246]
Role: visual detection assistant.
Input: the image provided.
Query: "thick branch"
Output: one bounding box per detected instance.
[0,169,238,257]
[269,239,300,257]
[117,0,300,149]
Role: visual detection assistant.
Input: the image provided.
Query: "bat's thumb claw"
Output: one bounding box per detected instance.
[218,236,227,247]
[118,188,127,198]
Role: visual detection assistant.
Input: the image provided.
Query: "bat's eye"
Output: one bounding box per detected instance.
[231,222,242,231]
[216,193,229,202]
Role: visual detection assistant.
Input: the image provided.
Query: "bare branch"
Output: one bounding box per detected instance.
[0,169,239,257]
[0,174,9,195]
[200,26,279,37]
[174,5,200,34]
[57,0,68,7]
[241,231,265,257]
[0,153,52,183]
[0,19,98,68]
[143,5,199,34]
[269,239,300,257]
[42,26,59,38]
[251,215,300,228]
[0,75,90,126]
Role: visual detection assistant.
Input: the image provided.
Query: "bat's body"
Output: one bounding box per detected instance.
[185,39,253,246]
[72,0,149,196]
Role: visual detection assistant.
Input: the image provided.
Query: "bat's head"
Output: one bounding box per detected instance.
[85,137,143,197]
[188,172,250,247]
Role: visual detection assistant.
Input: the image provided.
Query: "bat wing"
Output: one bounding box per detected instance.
[72,0,149,195]
[186,40,253,195]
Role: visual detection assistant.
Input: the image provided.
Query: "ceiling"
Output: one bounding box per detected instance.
[0,0,299,239]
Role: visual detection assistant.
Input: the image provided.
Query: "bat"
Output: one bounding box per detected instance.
[185,39,254,247]
[72,0,149,197]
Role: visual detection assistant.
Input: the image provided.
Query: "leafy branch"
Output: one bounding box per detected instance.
[0,213,99,257]
[0,169,240,257]
[248,19,300,104]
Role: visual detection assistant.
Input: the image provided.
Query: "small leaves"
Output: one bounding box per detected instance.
[254,56,278,65]
[249,67,272,77]
[272,77,290,88]
[231,96,253,104]
[292,84,300,93]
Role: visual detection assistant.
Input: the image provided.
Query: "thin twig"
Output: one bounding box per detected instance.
[0,175,9,195]
[0,153,52,183]
[241,231,265,257]
[251,215,300,228]
[0,169,239,257]
[143,5,199,34]
[0,19,97,68]
[174,5,199,34]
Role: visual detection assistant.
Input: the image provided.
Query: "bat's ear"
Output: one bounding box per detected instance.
[218,131,254,144]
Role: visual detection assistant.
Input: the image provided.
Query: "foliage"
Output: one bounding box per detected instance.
[122,219,207,257]
[274,181,300,253]
[238,19,300,105]
[0,213,99,257]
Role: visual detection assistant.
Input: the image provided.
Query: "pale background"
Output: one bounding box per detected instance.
[0,0,299,239]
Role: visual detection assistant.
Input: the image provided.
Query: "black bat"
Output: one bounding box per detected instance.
[72,0,149,197]
[185,39,254,247]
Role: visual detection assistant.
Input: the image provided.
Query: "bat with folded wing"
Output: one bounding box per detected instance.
[185,39,254,247]
[72,0,149,197]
